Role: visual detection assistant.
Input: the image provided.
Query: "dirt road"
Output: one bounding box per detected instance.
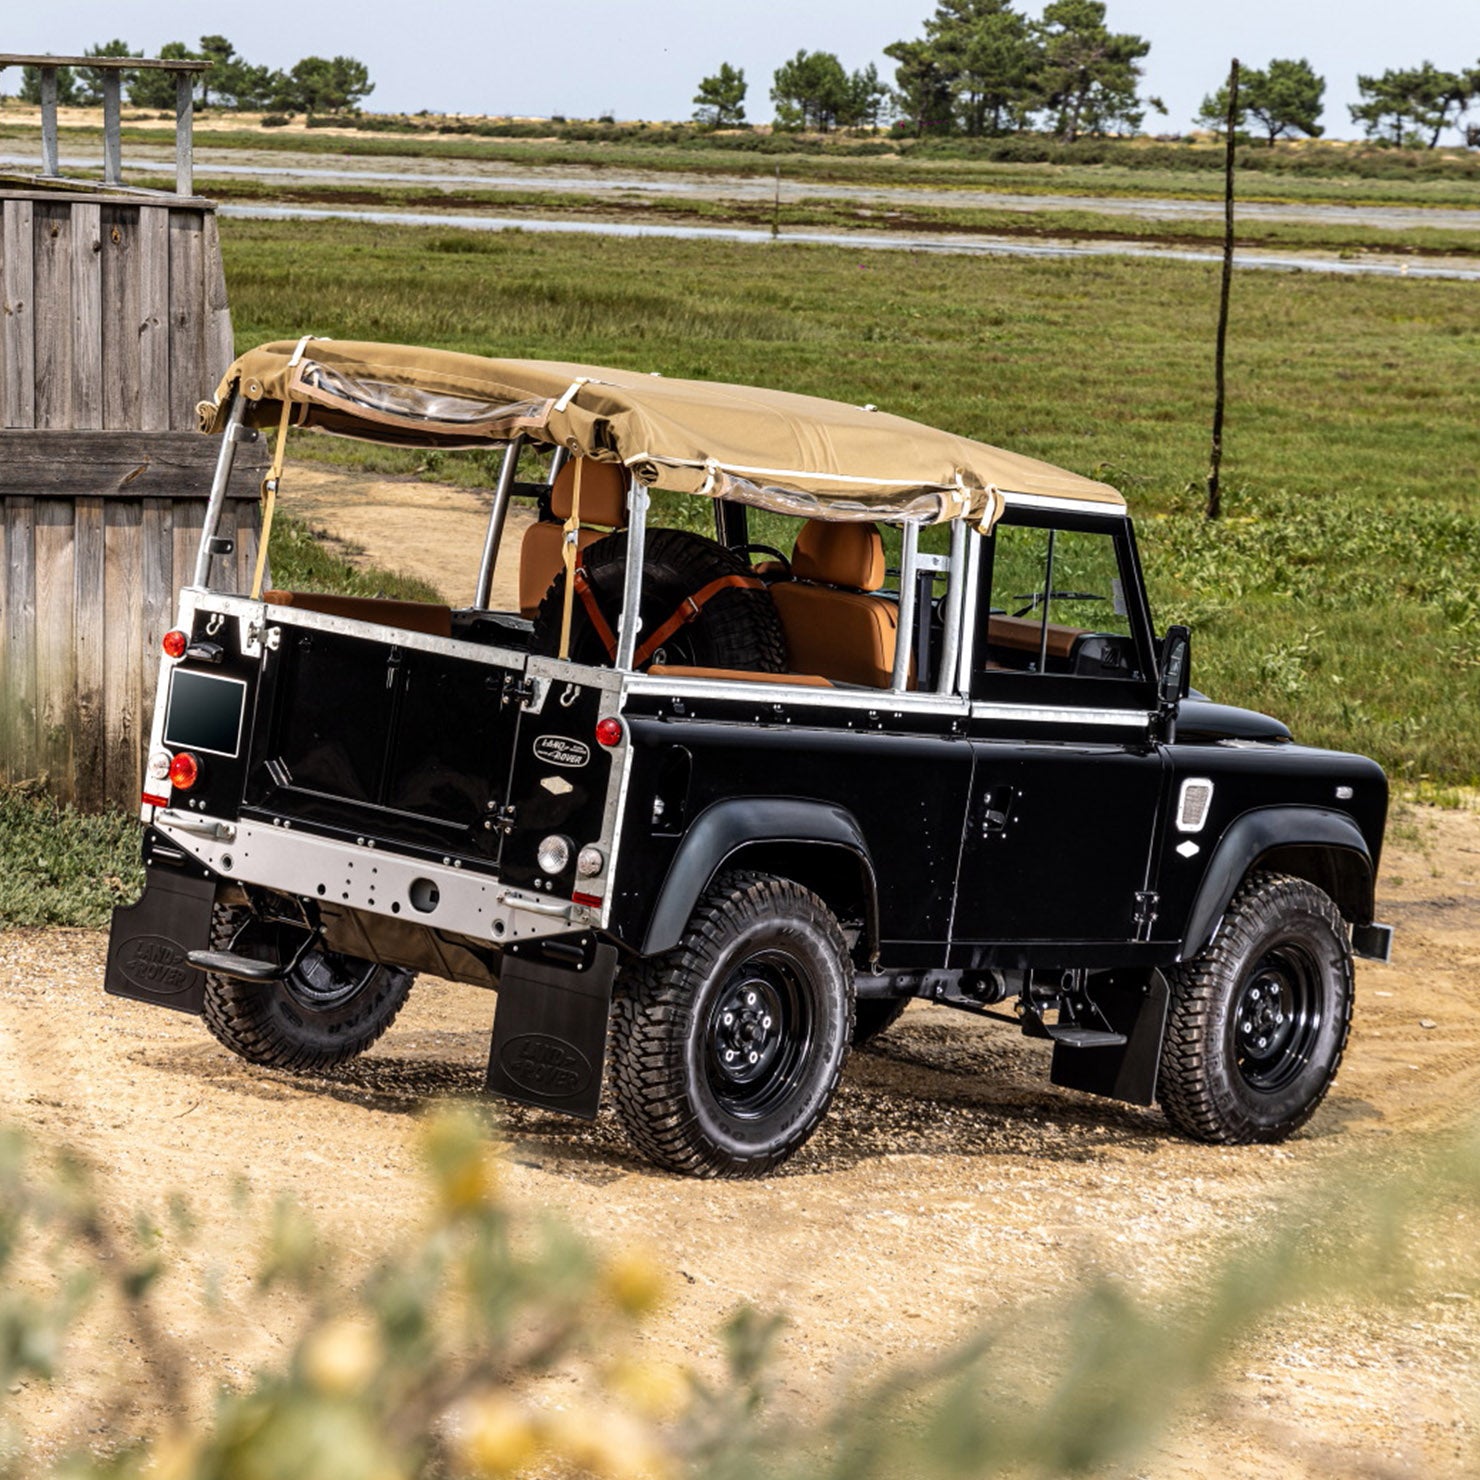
[3,469,1477,1473]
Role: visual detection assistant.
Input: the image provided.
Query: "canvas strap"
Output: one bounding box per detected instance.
[570,569,765,669]
[250,396,294,600]
[557,458,584,659]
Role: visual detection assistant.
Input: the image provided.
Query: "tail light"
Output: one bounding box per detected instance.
[162,629,188,659]
[167,752,200,790]
[595,717,623,748]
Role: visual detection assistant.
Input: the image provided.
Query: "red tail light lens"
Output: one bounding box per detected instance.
[595,717,624,748]
[167,752,199,790]
[162,629,188,659]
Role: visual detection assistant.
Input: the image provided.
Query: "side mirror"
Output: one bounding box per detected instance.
[1159,625,1191,710]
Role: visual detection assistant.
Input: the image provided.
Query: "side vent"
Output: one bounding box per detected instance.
[1176,777,1214,833]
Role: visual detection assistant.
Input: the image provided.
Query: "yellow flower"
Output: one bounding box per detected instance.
[543,1405,673,1480]
[600,1249,666,1319]
[300,1317,383,1397]
[454,1393,541,1477]
[422,1110,502,1214]
[606,1359,690,1421]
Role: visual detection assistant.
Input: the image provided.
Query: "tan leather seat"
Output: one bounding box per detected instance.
[770,521,903,688]
[518,460,630,617]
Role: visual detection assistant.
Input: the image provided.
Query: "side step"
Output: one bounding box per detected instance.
[1042,1024,1127,1049]
[185,949,283,983]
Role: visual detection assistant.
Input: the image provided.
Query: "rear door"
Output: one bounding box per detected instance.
[950,513,1167,956]
[242,617,526,866]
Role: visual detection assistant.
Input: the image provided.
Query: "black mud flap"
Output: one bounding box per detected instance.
[485,941,618,1121]
[105,864,217,1015]
[1050,970,1170,1107]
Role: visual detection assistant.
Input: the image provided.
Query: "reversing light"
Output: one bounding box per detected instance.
[147,750,171,780]
[536,834,572,875]
[162,629,188,659]
[577,845,605,878]
[168,752,200,791]
[595,717,624,748]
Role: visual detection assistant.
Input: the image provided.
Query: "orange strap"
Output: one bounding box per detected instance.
[634,574,764,669]
[571,569,765,669]
[573,565,620,659]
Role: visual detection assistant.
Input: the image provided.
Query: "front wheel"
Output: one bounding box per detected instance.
[609,872,855,1178]
[1159,872,1353,1144]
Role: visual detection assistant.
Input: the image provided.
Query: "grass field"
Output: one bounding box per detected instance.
[219,217,1479,785]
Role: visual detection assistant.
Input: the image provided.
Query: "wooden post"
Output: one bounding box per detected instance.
[175,72,194,197]
[1205,59,1240,523]
[102,70,123,185]
[40,68,59,176]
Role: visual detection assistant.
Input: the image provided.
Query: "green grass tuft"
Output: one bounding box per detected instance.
[0,783,142,928]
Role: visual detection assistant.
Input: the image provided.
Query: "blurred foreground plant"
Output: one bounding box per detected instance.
[0,1110,1476,1479]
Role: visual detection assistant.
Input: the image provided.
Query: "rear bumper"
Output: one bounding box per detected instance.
[151,809,597,947]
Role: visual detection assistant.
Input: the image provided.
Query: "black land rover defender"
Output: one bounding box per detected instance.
[106,339,1392,1178]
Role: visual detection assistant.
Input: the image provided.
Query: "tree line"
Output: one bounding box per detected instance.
[14,37,373,116]
[694,0,1480,148]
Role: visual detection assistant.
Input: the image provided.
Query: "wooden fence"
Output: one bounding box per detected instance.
[1,188,266,810]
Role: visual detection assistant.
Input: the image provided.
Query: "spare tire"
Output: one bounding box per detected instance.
[531,527,788,673]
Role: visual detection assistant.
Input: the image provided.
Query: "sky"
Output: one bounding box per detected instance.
[4,0,1477,143]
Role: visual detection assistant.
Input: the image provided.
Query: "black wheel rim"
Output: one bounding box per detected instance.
[705,949,815,1119]
[1230,940,1323,1093]
[283,947,376,1012]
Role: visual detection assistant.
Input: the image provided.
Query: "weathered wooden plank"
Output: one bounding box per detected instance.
[235,500,264,594]
[167,211,206,429]
[201,210,234,377]
[5,497,37,782]
[137,206,170,432]
[0,430,268,498]
[0,190,216,209]
[72,496,107,811]
[102,501,143,804]
[145,498,175,675]
[32,202,72,429]
[2,198,36,429]
[70,200,103,430]
[100,205,142,429]
[0,503,8,784]
[171,496,207,599]
[33,498,76,801]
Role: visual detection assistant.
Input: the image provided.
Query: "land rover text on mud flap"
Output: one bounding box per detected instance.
[106,338,1394,1178]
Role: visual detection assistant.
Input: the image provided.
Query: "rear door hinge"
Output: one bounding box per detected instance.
[1133,890,1160,942]
[492,803,518,835]
[501,673,537,708]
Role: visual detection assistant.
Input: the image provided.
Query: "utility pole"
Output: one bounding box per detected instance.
[1206,58,1240,521]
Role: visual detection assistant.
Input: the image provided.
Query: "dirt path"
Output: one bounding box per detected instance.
[4,471,1478,1472]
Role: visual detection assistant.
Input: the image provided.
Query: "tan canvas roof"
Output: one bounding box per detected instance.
[201,338,1123,525]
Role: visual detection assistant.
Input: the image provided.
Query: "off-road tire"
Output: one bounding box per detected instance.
[531,527,788,673]
[851,994,911,1049]
[1159,872,1353,1144]
[201,906,414,1073]
[609,871,854,1178]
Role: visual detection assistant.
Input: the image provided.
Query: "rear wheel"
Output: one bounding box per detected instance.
[1159,873,1353,1144]
[202,906,413,1074]
[609,872,854,1178]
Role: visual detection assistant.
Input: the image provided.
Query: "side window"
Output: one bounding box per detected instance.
[974,522,1149,696]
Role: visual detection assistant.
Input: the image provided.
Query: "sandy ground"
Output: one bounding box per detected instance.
[3,467,1478,1473]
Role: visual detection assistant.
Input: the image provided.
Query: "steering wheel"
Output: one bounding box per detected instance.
[738,542,792,578]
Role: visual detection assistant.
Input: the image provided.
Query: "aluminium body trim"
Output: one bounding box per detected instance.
[150,814,588,944]
[999,492,1128,519]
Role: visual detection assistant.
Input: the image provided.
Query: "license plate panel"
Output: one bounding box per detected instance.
[163,669,248,758]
